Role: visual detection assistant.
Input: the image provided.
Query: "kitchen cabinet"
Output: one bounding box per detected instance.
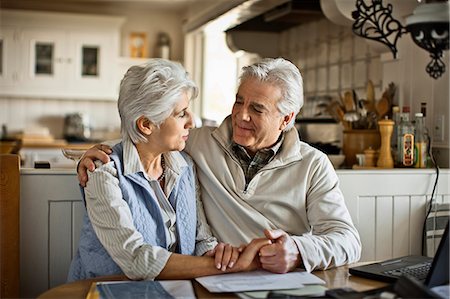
[0,26,18,88]
[0,10,124,100]
[19,168,449,298]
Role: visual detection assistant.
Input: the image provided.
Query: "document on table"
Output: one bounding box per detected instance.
[195,270,325,293]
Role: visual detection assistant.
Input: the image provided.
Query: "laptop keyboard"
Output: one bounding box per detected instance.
[383,261,432,281]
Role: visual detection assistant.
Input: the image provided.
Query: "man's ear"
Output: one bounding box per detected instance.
[136,116,154,136]
[279,112,295,130]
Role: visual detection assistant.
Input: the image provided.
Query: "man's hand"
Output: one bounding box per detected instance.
[230,238,271,272]
[78,144,112,187]
[259,229,301,274]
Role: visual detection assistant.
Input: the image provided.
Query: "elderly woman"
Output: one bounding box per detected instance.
[67,59,268,282]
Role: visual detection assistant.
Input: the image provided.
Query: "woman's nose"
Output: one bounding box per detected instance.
[186,112,194,129]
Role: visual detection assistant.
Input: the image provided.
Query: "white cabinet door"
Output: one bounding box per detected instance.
[0,26,19,88]
[20,28,67,94]
[69,31,118,99]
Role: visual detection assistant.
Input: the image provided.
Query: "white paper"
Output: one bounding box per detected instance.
[195,270,325,293]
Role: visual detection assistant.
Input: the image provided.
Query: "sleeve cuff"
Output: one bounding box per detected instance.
[195,239,218,256]
[143,247,172,280]
[292,236,313,273]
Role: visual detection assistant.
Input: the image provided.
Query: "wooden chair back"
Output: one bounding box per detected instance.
[0,154,20,298]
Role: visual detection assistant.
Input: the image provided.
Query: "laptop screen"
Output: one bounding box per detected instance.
[425,221,449,288]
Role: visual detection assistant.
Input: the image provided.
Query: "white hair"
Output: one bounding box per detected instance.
[118,59,198,143]
[239,58,303,131]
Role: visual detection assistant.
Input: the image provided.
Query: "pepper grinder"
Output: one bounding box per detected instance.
[377,118,395,168]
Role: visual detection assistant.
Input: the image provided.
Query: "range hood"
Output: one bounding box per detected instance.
[226,0,324,33]
[184,0,326,57]
[223,0,324,57]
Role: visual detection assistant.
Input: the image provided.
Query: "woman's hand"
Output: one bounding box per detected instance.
[230,238,272,273]
[78,144,112,187]
[205,243,244,271]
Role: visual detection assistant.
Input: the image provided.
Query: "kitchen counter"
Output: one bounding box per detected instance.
[20,167,446,174]
[19,142,98,168]
[21,140,98,149]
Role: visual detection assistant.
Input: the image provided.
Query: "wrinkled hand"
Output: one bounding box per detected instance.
[259,229,301,274]
[205,242,244,271]
[229,238,271,273]
[77,144,112,187]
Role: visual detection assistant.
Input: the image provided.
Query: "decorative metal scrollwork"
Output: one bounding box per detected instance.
[351,0,407,59]
[407,22,449,79]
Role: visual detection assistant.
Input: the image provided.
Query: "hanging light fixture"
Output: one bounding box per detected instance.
[406,2,450,79]
[352,0,450,79]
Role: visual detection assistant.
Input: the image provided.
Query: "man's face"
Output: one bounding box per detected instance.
[231,78,289,155]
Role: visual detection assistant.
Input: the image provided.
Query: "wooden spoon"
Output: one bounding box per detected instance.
[366,80,376,112]
[343,91,356,112]
[376,96,390,119]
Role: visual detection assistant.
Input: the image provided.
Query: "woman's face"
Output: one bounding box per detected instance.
[150,92,194,152]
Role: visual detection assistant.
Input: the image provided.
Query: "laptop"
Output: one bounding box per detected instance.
[349,221,449,287]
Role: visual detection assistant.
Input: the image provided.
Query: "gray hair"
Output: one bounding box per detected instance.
[118,59,198,143]
[239,58,303,131]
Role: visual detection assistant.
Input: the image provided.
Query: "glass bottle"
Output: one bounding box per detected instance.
[414,113,428,168]
[421,102,427,117]
[391,106,400,164]
[397,106,414,167]
[156,32,171,60]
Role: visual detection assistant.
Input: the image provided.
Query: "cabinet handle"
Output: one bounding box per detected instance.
[66,58,72,64]
[56,58,64,63]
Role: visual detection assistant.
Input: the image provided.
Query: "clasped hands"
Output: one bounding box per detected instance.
[77,145,302,274]
[207,229,301,274]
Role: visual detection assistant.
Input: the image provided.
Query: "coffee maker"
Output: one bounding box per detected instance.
[63,113,91,142]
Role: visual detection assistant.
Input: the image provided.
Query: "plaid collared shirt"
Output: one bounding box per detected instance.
[232,134,284,187]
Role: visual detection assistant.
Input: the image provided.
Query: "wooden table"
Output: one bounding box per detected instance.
[38,264,388,299]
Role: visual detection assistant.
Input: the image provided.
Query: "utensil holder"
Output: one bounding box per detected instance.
[343,130,381,167]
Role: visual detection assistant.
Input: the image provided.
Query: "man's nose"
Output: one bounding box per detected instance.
[237,105,250,122]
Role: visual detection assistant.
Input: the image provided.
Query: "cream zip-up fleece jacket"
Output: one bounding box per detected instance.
[184,116,361,272]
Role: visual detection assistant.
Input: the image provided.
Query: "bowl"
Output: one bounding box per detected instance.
[328,154,345,169]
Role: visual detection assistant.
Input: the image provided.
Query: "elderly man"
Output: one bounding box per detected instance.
[78,58,361,274]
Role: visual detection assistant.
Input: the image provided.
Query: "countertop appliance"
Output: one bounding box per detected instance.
[296,95,343,155]
[63,113,91,142]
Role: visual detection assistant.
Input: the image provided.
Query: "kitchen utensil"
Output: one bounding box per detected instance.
[327,100,344,122]
[366,80,376,113]
[376,96,390,119]
[344,111,360,122]
[343,91,356,112]
[358,99,368,118]
[352,99,369,129]
[327,100,351,130]
[343,90,360,122]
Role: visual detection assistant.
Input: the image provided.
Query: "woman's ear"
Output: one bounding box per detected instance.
[279,112,295,130]
[136,116,154,136]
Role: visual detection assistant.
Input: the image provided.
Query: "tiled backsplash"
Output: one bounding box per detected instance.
[0,97,120,139]
[279,18,382,102]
